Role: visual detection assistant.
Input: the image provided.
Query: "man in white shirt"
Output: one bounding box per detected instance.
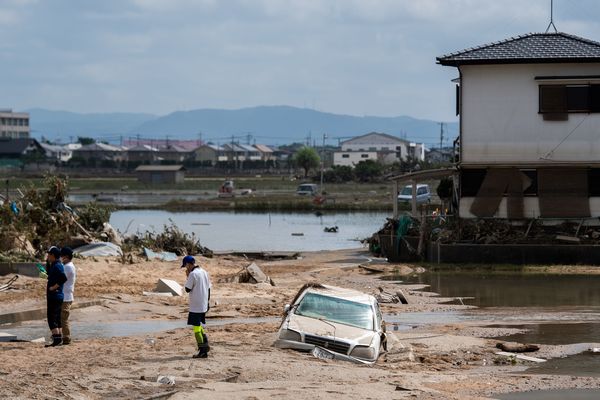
[182,255,212,358]
[60,247,76,345]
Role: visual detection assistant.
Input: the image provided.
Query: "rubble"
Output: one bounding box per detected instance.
[0,176,212,263]
[155,278,183,296]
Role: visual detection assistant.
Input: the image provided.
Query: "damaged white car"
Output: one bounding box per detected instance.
[274,283,386,363]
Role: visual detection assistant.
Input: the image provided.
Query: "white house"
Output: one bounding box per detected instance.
[333,132,425,167]
[438,32,600,220]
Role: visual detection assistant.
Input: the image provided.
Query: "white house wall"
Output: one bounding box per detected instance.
[333,152,378,166]
[461,63,600,165]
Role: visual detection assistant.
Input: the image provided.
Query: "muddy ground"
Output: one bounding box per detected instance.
[1,249,599,399]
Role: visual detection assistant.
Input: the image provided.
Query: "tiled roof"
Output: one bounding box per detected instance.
[437,32,600,66]
[0,138,41,155]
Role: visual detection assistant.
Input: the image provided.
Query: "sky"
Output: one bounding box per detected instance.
[1,0,600,122]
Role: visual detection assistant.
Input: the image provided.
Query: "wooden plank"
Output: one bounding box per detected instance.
[495,351,546,363]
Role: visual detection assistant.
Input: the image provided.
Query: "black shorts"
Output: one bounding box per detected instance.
[47,299,63,330]
[187,312,206,326]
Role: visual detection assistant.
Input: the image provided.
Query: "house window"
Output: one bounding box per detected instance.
[361,154,369,158]
[539,84,600,120]
[342,154,349,158]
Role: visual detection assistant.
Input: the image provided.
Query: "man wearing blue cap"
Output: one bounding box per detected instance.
[45,246,67,347]
[182,255,212,358]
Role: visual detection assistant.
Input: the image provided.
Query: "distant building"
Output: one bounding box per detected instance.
[192,144,227,165]
[253,144,275,162]
[0,110,30,139]
[72,143,125,162]
[126,144,159,163]
[0,138,44,168]
[40,143,75,163]
[135,165,186,184]
[426,147,454,164]
[333,132,425,166]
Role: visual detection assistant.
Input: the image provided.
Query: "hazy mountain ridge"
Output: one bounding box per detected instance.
[27,106,457,146]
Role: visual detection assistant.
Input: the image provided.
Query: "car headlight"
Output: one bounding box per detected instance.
[350,345,376,360]
[279,329,301,341]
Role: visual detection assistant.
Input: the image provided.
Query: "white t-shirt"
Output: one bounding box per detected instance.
[185,267,211,313]
[63,261,76,302]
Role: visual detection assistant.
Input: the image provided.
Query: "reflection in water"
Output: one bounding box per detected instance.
[110,210,389,252]
[401,272,600,308]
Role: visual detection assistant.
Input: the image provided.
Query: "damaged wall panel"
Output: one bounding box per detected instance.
[538,168,590,218]
[469,169,531,219]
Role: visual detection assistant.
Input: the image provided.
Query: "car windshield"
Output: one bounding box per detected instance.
[295,292,374,330]
[298,185,313,191]
[400,187,413,195]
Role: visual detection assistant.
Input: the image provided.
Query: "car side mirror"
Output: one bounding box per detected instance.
[283,304,291,314]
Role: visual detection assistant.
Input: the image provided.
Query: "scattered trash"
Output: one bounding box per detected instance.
[291,233,304,236]
[30,337,46,343]
[155,278,183,296]
[145,338,156,346]
[74,242,123,257]
[590,347,600,353]
[156,375,175,385]
[324,226,339,233]
[0,275,18,292]
[374,287,408,304]
[555,235,581,243]
[144,247,178,262]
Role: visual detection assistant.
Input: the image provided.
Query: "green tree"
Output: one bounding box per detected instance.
[77,136,96,145]
[354,159,383,182]
[294,146,320,177]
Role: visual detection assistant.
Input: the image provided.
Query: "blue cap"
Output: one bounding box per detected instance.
[181,255,195,268]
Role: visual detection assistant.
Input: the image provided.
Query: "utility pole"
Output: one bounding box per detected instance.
[320,133,327,194]
[439,122,444,149]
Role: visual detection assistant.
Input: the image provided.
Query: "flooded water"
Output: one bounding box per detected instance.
[1,317,280,341]
[525,352,600,377]
[497,389,600,400]
[110,210,388,252]
[494,322,600,345]
[401,271,600,308]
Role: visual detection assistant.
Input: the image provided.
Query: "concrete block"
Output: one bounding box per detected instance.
[155,279,183,296]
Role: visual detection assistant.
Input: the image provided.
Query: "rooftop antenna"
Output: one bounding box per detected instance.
[545,0,558,33]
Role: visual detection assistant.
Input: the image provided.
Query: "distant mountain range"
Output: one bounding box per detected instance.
[26,106,458,147]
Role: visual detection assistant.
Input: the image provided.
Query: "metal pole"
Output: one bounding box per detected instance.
[393,180,399,219]
[411,180,417,218]
[5,179,8,201]
[320,133,327,194]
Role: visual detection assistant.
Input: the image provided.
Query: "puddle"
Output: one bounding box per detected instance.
[496,388,600,399]
[389,272,600,308]
[525,352,600,377]
[494,322,600,345]
[1,317,279,341]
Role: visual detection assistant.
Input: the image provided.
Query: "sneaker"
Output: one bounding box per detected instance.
[192,351,208,359]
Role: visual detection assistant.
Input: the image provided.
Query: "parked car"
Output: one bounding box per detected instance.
[296,183,318,196]
[274,283,386,363]
[397,184,431,203]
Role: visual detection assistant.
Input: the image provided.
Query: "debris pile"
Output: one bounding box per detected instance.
[123,220,213,258]
[0,175,116,261]
[366,215,600,259]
